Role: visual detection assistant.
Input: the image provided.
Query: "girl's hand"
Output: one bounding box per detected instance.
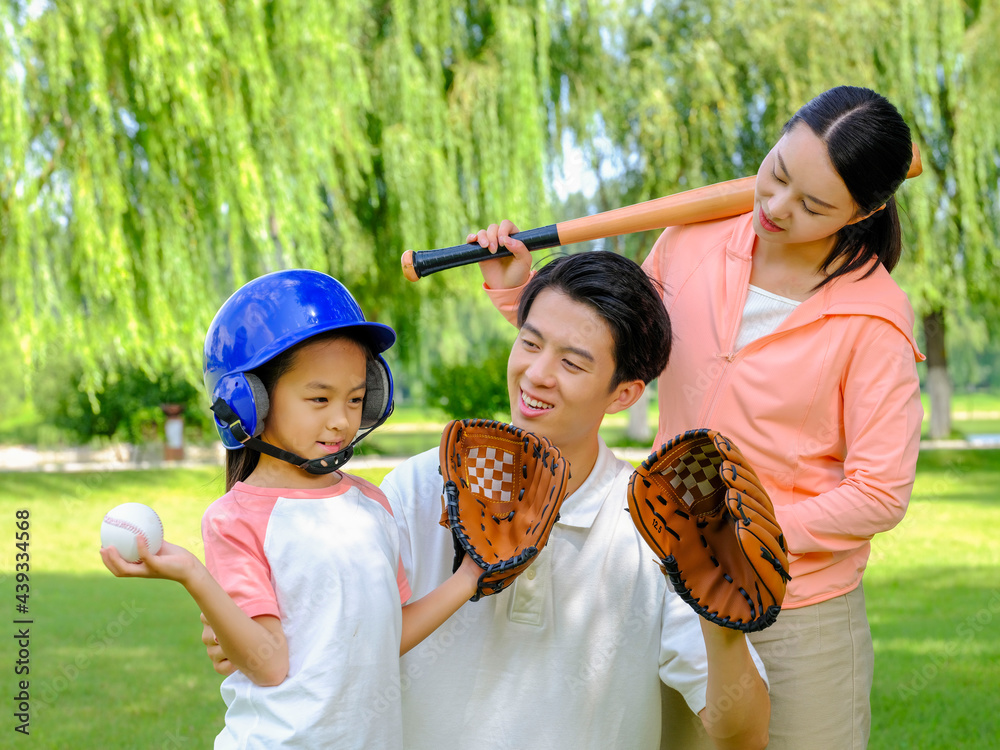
[100,538,202,585]
[468,219,533,290]
[456,554,483,599]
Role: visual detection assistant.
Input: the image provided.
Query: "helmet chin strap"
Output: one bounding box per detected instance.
[210,399,392,475]
[268,442,355,475]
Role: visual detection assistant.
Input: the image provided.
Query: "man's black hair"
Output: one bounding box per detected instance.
[517,252,671,388]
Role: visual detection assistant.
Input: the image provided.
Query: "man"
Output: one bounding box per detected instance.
[205,252,770,749]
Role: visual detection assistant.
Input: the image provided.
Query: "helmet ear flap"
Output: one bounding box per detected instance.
[212,373,270,449]
[361,356,393,429]
[245,373,269,429]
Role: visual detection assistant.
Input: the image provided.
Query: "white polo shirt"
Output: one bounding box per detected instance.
[382,440,764,749]
[203,476,410,749]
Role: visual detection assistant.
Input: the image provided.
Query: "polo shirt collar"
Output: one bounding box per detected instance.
[556,439,618,529]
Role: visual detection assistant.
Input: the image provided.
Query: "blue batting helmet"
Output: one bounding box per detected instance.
[204,269,395,450]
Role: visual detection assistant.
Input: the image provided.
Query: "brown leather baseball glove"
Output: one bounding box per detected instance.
[627,429,791,631]
[439,419,570,601]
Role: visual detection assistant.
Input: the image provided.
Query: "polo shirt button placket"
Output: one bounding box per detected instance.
[507,553,548,626]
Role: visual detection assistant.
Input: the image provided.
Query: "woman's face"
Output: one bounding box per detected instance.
[753,123,867,249]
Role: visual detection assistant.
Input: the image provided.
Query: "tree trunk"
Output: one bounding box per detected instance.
[626,386,653,444]
[923,309,951,440]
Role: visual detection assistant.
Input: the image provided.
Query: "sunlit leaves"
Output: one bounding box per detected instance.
[6,0,564,393]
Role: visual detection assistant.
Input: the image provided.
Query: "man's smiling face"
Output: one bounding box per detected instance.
[507,288,625,457]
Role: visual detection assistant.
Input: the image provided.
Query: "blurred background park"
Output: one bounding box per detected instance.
[1,0,999,747]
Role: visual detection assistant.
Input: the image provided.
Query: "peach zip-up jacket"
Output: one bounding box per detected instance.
[642,213,925,608]
[485,212,924,609]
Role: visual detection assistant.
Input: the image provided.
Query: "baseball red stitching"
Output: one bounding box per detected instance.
[104,515,161,552]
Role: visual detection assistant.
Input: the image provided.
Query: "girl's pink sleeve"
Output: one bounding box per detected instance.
[396,556,411,604]
[774,322,923,553]
[202,502,280,620]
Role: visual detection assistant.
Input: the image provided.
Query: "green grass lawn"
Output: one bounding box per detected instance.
[866,450,1000,748]
[936,391,1000,415]
[0,451,997,747]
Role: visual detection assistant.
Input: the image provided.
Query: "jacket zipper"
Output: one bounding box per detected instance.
[699,255,753,426]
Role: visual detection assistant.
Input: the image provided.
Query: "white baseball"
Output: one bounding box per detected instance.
[101,503,164,563]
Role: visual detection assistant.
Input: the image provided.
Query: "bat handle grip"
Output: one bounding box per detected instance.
[402,225,561,281]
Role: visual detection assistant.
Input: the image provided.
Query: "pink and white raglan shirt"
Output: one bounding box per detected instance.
[202,475,411,749]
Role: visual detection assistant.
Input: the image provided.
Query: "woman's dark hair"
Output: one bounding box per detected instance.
[224,331,376,490]
[784,85,912,286]
[516,251,671,389]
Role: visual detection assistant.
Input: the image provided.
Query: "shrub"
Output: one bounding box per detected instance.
[426,340,511,421]
[42,366,212,444]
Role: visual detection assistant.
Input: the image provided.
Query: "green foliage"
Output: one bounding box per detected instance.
[0,332,34,441]
[4,1,1000,432]
[426,337,511,421]
[3,0,569,395]
[554,0,892,240]
[39,363,210,444]
[882,0,1000,322]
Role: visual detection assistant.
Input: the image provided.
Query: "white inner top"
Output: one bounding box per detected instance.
[735,284,801,350]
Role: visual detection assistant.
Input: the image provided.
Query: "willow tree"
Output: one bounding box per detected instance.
[556,1,1000,439]
[555,1,895,237]
[878,0,1000,438]
[1,0,567,401]
[560,0,900,439]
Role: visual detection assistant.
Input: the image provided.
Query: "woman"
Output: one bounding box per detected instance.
[473,86,924,749]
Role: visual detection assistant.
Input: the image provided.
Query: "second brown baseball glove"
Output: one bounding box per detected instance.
[628,429,791,632]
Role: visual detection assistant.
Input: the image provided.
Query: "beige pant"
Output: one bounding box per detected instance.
[749,585,874,750]
[659,585,874,750]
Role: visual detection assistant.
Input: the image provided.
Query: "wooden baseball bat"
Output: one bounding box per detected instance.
[401,144,923,281]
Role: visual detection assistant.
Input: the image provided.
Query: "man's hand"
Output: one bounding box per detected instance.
[200,612,236,677]
[697,619,770,750]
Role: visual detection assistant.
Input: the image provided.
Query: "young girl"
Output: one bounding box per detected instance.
[101,269,480,749]
[472,86,923,749]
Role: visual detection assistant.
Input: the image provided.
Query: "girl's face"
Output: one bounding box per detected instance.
[258,337,368,476]
[753,122,867,251]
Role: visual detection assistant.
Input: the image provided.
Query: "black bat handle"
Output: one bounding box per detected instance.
[404,224,561,280]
